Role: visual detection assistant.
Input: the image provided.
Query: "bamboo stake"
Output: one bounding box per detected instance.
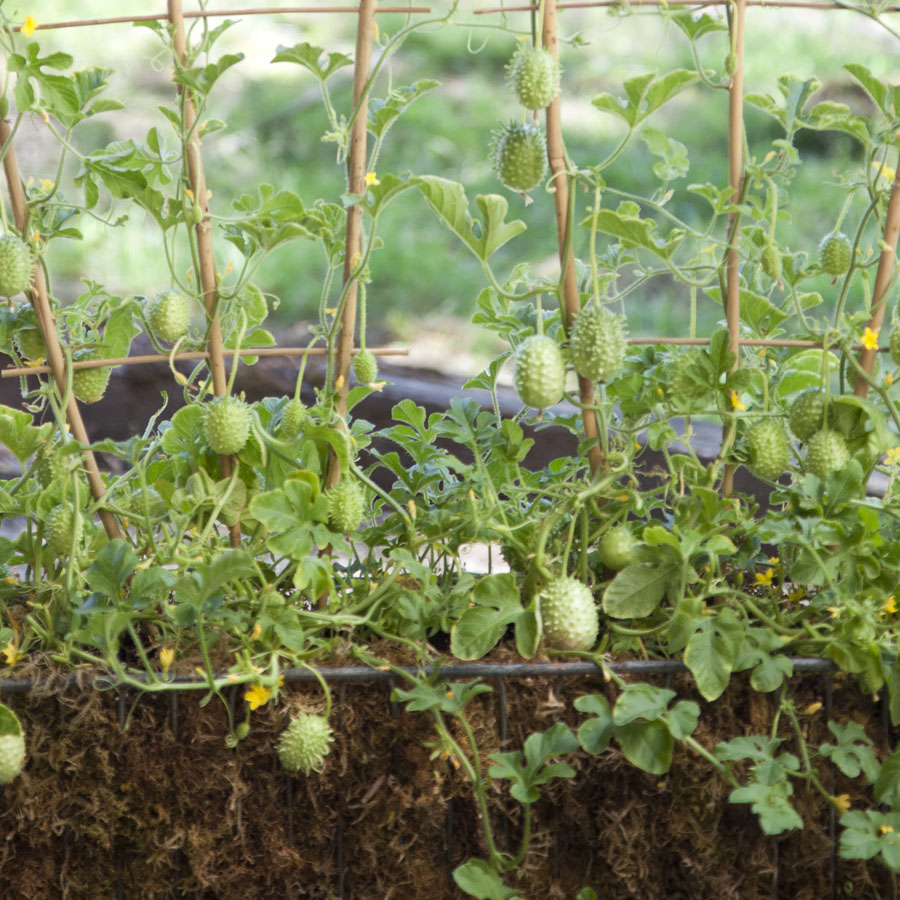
[2,346,409,379]
[16,8,431,32]
[543,0,603,476]
[722,0,746,498]
[327,0,377,488]
[168,0,240,546]
[854,152,900,397]
[0,121,120,540]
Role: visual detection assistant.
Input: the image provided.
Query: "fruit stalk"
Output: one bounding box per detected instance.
[854,148,900,397]
[541,0,602,475]
[0,118,120,540]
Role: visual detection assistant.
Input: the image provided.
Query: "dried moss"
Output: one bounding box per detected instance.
[0,665,897,899]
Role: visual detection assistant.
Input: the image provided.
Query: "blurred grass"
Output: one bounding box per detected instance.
[23,2,900,344]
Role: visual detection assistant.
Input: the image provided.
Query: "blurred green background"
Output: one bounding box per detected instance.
[20,1,900,363]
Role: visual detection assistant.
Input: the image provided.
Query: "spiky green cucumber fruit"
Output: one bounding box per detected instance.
[492,122,547,193]
[0,705,25,785]
[789,389,829,441]
[597,525,636,571]
[46,506,80,556]
[126,487,166,519]
[277,713,334,775]
[539,576,599,651]
[280,398,307,438]
[806,428,850,480]
[203,395,252,456]
[327,479,365,534]
[352,349,378,385]
[890,321,900,367]
[747,419,792,482]
[819,232,852,277]
[37,446,67,488]
[667,349,707,402]
[72,350,111,404]
[506,44,560,110]
[0,234,33,297]
[148,290,191,342]
[761,245,782,281]
[570,306,628,382]
[514,334,566,410]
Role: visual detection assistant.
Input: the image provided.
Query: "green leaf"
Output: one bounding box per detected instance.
[368,81,439,139]
[839,810,900,870]
[0,703,23,736]
[845,63,893,117]
[452,859,524,900]
[392,678,492,716]
[575,694,614,754]
[818,720,879,782]
[488,722,578,803]
[0,405,53,464]
[603,561,677,618]
[729,780,803,834]
[684,608,743,700]
[615,719,674,774]
[581,206,673,259]
[84,540,138,601]
[670,10,727,39]
[451,576,520,659]
[417,177,526,262]
[613,683,676,726]
[641,126,689,181]
[271,42,353,81]
[874,749,900,808]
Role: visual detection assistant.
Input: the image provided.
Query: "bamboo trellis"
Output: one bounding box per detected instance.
[2,0,898,496]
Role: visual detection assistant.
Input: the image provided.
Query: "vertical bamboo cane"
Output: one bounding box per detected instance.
[168,0,240,546]
[0,120,120,540]
[327,0,376,488]
[542,0,602,476]
[854,154,900,397]
[722,0,746,497]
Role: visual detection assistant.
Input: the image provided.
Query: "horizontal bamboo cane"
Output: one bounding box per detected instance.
[2,346,409,379]
[16,7,432,32]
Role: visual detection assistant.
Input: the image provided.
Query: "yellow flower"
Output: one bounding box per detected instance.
[159,647,174,673]
[39,178,54,192]
[832,793,852,814]
[365,171,380,187]
[886,373,894,387]
[350,250,361,267]
[21,15,37,37]
[730,391,746,411]
[883,595,897,616]
[768,556,780,567]
[754,568,774,587]
[2,640,23,666]
[861,326,880,351]
[828,605,841,619]
[787,586,806,603]
[244,683,272,710]
[885,447,900,467]
[804,701,823,715]
[251,622,262,640]
[881,824,896,834]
